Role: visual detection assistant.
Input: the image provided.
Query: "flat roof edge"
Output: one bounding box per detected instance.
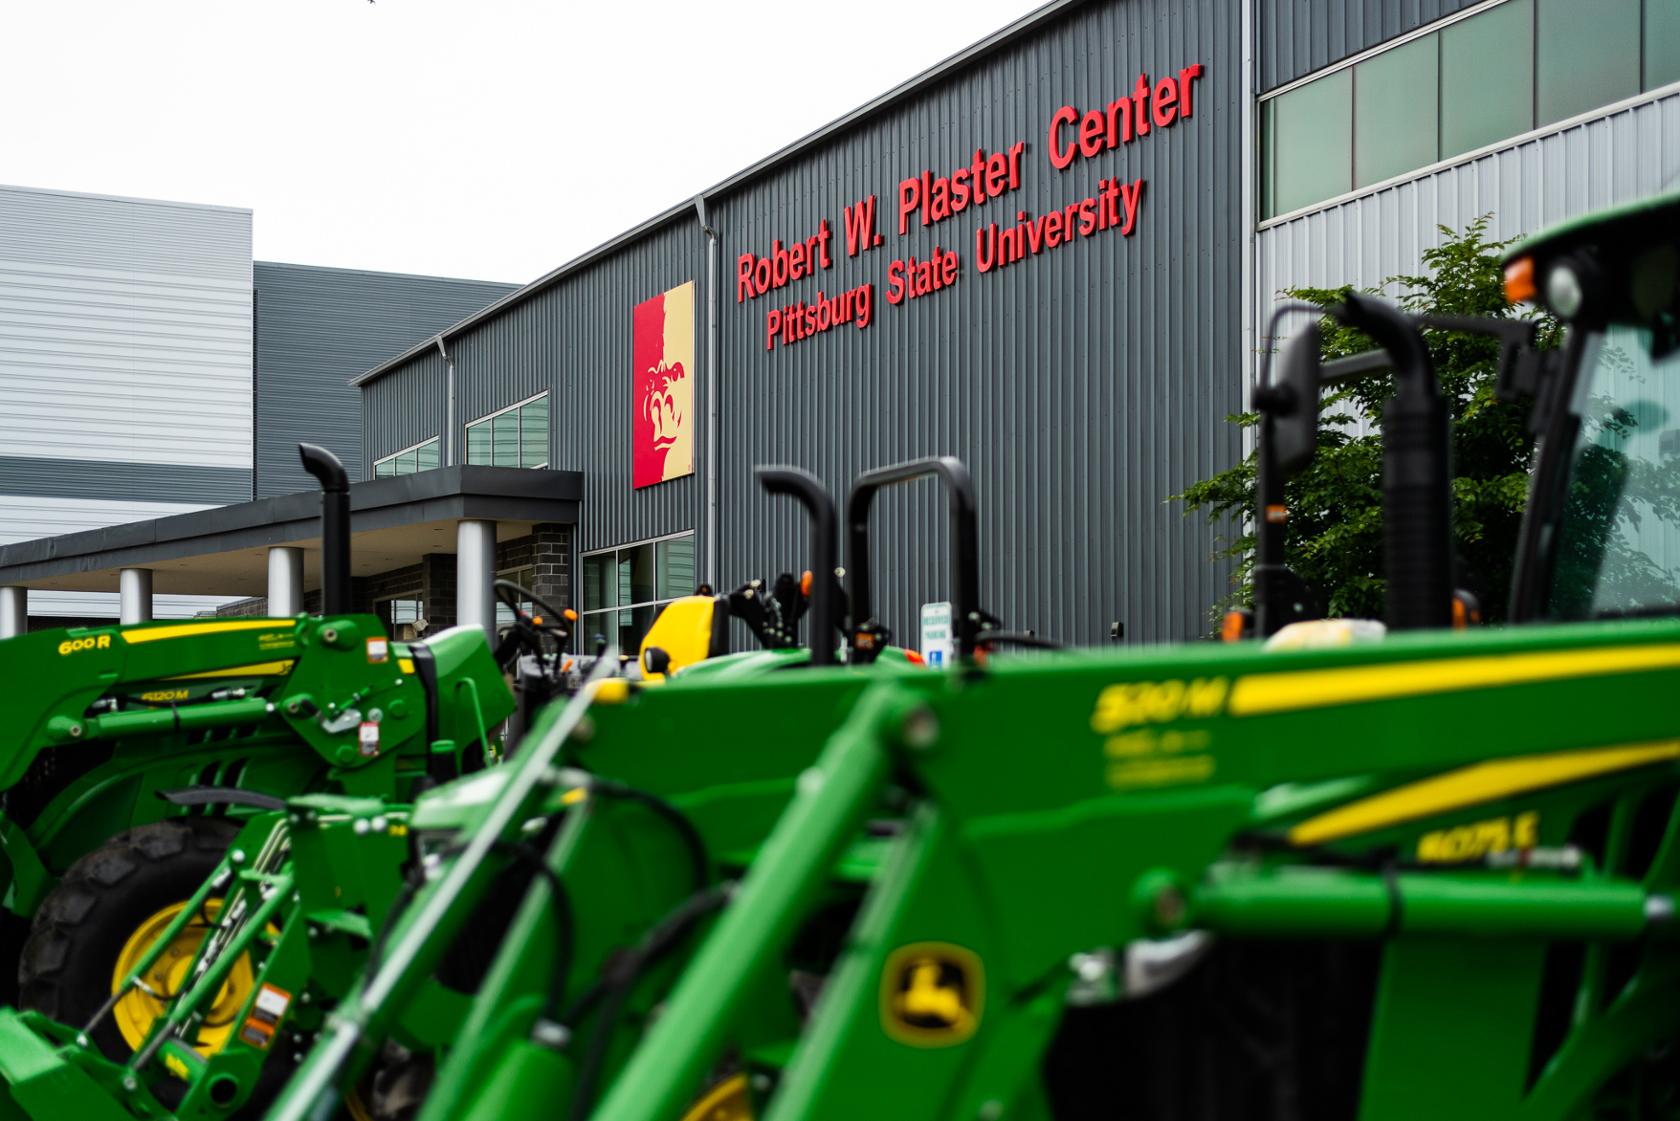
[0,181,253,217]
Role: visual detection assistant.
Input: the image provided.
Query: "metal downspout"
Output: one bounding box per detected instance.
[695,196,720,587]
[437,334,456,466]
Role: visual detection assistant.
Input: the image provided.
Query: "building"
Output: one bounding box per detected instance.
[0,184,513,630]
[4,0,1678,650]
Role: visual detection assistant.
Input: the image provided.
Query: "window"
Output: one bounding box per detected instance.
[374,437,439,478]
[576,533,696,653]
[1439,0,1532,158]
[1268,68,1352,217]
[379,596,425,640]
[1354,35,1437,188]
[495,565,537,631]
[1536,0,1639,126]
[466,393,549,469]
[1651,0,1680,90]
[1262,0,1678,220]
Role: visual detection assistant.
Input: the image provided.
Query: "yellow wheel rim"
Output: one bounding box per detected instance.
[111,899,256,1056]
[679,1074,753,1121]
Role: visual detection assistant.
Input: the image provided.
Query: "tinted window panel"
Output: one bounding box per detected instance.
[416,439,439,471]
[466,422,492,466]
[582,554,615,612]
[521,396,549,468]
[375,459,396,478]
[492,412,520,467]
[1441,0,1533,158]
[1537,0,1639,125]
[1270,67,1353,215]
[1355,36,1439,187]
[1646,0,1680,90]
[620,542,656,605]
[657,536,696,599]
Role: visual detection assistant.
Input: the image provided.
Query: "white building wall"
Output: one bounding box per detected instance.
[0,185,252,619]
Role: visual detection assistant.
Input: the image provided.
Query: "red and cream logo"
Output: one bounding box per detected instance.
[632,280,696,489]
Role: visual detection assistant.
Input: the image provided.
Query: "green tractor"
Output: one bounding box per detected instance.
[244,189,1680,1121]
[8,186,1680,1121]
[0,463,955,1120]
[0,444,514,1063]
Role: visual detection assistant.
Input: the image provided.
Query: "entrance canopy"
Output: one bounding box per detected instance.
[0,467,582,635]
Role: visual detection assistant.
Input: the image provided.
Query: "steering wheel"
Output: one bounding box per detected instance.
[494,579,571,631]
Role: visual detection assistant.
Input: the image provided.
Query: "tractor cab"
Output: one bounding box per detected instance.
[1232,192,1680,643]
[1501,188,1680,623]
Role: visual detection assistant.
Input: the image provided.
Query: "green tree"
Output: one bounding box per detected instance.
[1176,217,1559,624]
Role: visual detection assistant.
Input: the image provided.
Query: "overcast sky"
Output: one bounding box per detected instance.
[3,0,1042,283]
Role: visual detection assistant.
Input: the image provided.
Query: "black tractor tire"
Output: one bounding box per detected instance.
[18,816,241,1060]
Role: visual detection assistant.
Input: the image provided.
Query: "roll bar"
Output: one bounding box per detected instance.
[1252,293,1450,634]
[298,443,352,616]
[754,466,839,666]
[845,456,980,663]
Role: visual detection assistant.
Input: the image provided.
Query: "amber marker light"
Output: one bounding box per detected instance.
[1503,256,1537,304]
[800,570,813,596]
[1220,610,1247,643]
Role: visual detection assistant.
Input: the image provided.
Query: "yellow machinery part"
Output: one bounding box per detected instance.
[111,900,255,1055]
[679,1074,753,1121]
[639,596,720,681]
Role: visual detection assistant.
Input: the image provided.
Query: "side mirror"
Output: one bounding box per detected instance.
[642,646,672,677]
[1271,320,1322,475]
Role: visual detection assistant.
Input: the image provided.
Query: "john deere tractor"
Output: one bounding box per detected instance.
[0,462,957,1120]
[9,188,1680,1121]
[0,444,513,1068]
[238,189,1678,1121]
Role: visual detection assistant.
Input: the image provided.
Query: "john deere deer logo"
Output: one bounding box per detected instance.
[881,942,984,1046]
[631,281,696,488]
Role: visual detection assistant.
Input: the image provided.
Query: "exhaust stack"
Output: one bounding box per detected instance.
[298,444,352,616]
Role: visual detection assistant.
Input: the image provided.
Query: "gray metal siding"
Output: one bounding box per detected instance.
[1258,0,1483,91]
[450,219,705,552]
[363,349,448,467]
[362,0,1240,647]
[1258,86,1680,349]
[254,263,513,496]
[0,456,249,504]
[714,0,1241,646]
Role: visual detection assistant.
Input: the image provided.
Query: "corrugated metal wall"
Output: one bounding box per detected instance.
[714,0,1240,647]
[360,0,1241,647]
[0,184,252,618]
[0,185,253,475]
[1257,86,1680,346]
[363,348,448,465]
[254,263,514,496]
[1257,0,1482,91]
[360,216,705,549]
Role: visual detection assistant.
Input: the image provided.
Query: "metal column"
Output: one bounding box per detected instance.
[0,587,26,638]
[268,547,305,617]
[119,568,154,625]
[456,520,497,639]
